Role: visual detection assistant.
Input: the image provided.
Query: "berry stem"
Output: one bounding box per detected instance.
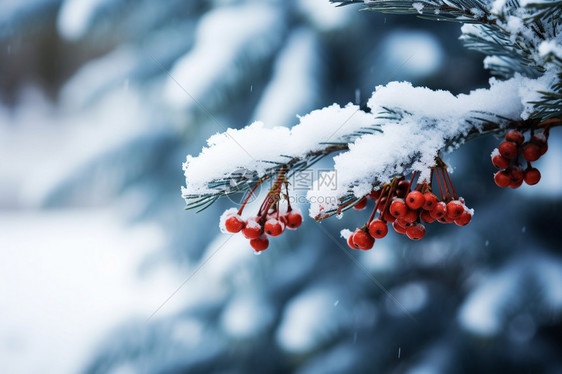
[367,184,388,224]
[284,182,293,212]
[238,176,270,215]
[443,168,458,200]
[408,171,418,193]
[380,178,399,219]
[440,168,452,201]
[434,167,445,201]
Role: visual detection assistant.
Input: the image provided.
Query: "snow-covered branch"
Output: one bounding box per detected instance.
[182,73,554,215]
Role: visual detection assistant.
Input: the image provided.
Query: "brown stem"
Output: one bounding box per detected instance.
[380,178,399,218]
[434,168,445,201]
[444,168,458,200]
[408,171,418,193]
[440,169,452,201]
[367,184,389,224]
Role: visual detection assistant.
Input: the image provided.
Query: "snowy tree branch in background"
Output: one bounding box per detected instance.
[183,0,561,251]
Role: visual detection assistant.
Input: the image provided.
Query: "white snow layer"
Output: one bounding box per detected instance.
[539,39,562,60]
[306,74,554,218]
[183,73,554,217]
[182,104,373,196]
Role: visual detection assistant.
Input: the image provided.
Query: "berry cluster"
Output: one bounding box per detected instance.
[343,159,473,250]
[220,168,302,253]
[491,128,549,188]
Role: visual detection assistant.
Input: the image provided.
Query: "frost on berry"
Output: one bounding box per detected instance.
[505,130,524,145]
[242,218,263,239]
[225,215,245,233]
[219,208,241,233]
[264,218,285,237]
[285,209,303,230]
[217,167,306,251]
[455,210,473,226]
[446,200,464,219]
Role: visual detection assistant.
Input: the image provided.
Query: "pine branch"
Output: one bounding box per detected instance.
[182,113,381,211]
[183,144,349,212]
[332,0,497,24]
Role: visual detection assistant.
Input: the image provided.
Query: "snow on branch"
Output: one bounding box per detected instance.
[306,74,554,218]
[181,104,377,210]
[182,73,554,216]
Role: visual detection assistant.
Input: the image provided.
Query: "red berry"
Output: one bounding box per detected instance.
[347,234,357,249]
[352,229,374,250]
[494,171,511,188]
[430,202,447,219]
[392,221,407,234]
[540,142,548,155]
[353,197,367,210]
[505,130,524,145]
[522,142,541,161]
[382,209,396,223]
[225,215,245,233]
[396,179,410,198]
[531,133,547,146]
[264,218,285,237]
[396,218,413,228]
[491,154,511,169]
[509,167,524,181]
[406,191,425,210]
[438,215,455,224]
[455,210,472,226]
[406,223,426,240]
[250,235,269,251]
[285,211,303,229]
[390,198,408,218]
[368,219,388,239]
[509,179,524,189]
[498,141,518,159]
[446,200,465,219]
[422,192,438,211]
[402,209,419,223]
[368,189,381,200]
[420,210,436,223]
[524,167,541,185]
[242,218,263,239]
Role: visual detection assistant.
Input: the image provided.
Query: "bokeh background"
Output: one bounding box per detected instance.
[1,0,562,373]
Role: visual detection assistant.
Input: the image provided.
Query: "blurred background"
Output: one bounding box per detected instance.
[1,0,562,373]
